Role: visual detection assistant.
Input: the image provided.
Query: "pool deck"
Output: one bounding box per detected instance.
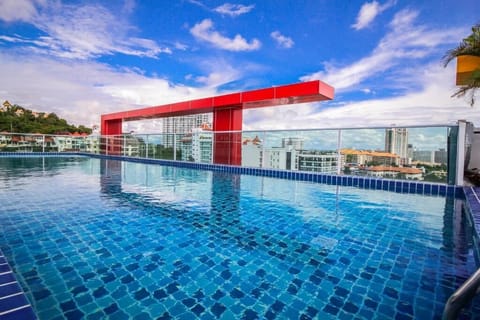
[0,249,36,320]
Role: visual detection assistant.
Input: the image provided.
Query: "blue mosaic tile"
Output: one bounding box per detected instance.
[0,156,478,319]
[0,250,36,319]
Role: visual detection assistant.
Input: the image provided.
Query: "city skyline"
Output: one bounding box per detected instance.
[0,1,478,132]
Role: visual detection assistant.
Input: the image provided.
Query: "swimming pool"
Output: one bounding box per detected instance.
[0,156,479,319]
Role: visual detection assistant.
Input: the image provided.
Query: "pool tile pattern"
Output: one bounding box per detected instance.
[0,249,36,320]
[464,186,480,257]
[0,156,479,319]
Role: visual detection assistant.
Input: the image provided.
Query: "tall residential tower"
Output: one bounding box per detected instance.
[385,128,409,165]
[162,114,211,147]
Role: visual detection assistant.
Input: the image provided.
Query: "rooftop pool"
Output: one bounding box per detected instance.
[0,156,479,319]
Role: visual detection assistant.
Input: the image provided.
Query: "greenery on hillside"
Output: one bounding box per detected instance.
[0,102,92,134]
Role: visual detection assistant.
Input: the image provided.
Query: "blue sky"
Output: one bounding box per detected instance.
[0,0,478,133]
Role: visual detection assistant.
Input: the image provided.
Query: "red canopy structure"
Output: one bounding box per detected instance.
[101,80,334,165]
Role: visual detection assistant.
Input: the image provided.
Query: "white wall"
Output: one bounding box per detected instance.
[469,130,480,170]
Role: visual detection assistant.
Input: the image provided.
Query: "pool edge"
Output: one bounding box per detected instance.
[0,249,37,320]
[79,153,461,198]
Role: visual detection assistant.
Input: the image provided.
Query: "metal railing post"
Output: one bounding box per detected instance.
[261,131,266,168]
[146,135,149,158]
[455,120,467,185]
[337,129,342,175]
[173,133,176,161]
[443,268,480,320]
[123,134,126,156]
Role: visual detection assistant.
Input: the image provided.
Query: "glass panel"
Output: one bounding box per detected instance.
[409,127,449,183]
[340,127,449,183]
[178,131,213,163]
[241,131,264,168]
[242,129,340,172]
[0,125,455,185]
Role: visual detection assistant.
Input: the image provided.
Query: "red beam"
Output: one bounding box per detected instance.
[101,80,334,122]
[100,80,334,164]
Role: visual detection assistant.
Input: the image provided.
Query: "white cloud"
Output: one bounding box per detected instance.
[270,31,294,49]
[274,11,478,130]
[214,3,255,17]
[186,0,208,10]
[303,9,463,92]
[244,63,479,131]
[174,42,189,51]
[0,0,41,23]
[0,52,223,130]
[194,64,240,88]
[190,19,261,51]
[0,1,170,60]
[352,0,395,30]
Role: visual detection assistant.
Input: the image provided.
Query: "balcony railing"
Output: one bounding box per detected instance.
[0,122,471,185]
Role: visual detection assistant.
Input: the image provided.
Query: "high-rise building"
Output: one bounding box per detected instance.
[412,150,435,163]
[180,127,213,163]
[282,137,304,150]
[434,148,448,164]
[162,114,211,147]
[385,128,409,165]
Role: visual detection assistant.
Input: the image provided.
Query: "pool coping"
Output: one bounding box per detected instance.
[0,249,36,320]
[76,153,462,198]
[464,187,480,261]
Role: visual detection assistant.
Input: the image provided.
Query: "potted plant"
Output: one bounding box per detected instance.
[444,23,480,106]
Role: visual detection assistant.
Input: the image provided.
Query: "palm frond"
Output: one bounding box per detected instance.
[443,23,480,67]
[451,71,480,106]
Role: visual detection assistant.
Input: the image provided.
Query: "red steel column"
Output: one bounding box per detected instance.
[213,107,243,165]
[101,118,123,155]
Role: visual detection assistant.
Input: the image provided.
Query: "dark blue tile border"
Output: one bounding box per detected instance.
[0,249,36,319]
[464,187,480,262]
[0,152,462,198]
[76,153,462,198]
[0,152,79,157]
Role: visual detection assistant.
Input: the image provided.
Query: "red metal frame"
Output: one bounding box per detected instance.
[101,80,334,164]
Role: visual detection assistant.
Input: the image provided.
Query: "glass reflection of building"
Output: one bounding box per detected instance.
[385,128,409,165]
[162,114,211,148]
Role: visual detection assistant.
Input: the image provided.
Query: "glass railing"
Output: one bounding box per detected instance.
[0,125,459,184]
[241,126,453,184]
[0,133,99,153]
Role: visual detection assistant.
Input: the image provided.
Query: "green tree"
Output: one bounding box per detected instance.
[444,23,480,106]
[0,103,92,134]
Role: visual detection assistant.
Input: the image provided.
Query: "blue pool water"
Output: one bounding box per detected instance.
[0,156,479,319]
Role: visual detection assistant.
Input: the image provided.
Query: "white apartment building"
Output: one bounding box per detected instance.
[180,127,213,163]
[241,135,339,173]
[412,150,435,164]
[296,151,338,173]
[162,114,211,148]
[263,147,298,170]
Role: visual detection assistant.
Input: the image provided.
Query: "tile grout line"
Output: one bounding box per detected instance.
[470,186,480,204]
[0,281,18,287]
[0,304,32,316]
[0,292,24,300]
